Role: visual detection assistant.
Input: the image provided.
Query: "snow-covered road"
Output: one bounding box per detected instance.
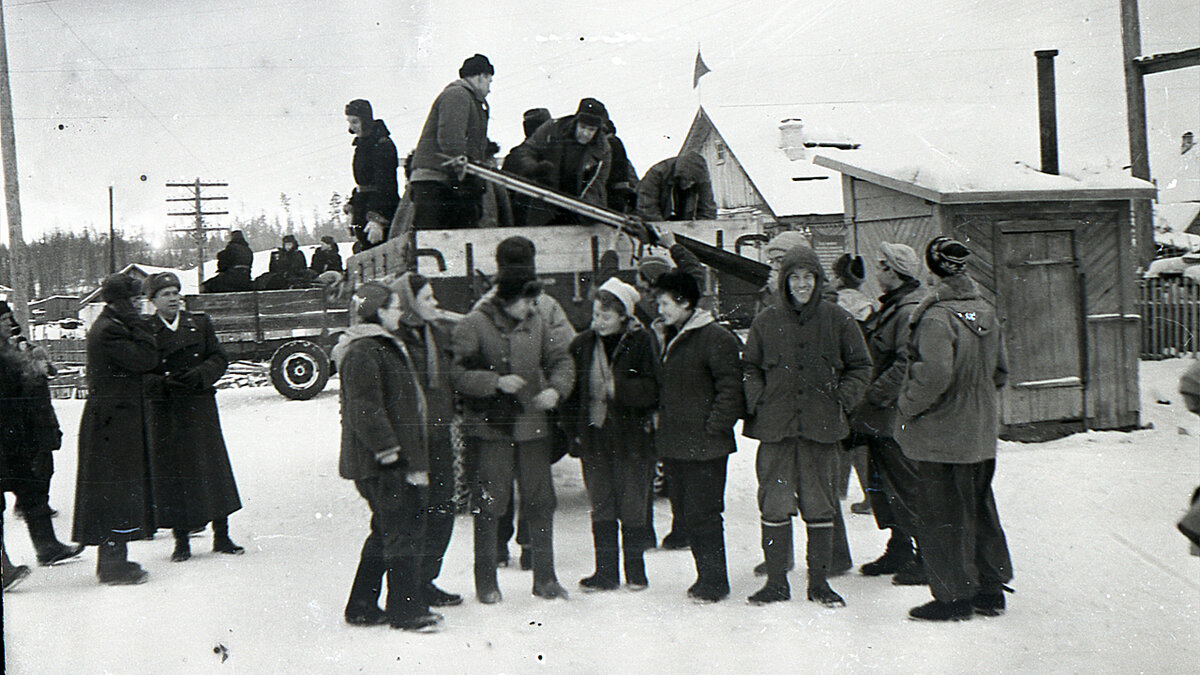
[4,360,1198,673]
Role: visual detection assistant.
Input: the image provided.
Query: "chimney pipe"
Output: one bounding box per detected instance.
[1035,49,1059,175]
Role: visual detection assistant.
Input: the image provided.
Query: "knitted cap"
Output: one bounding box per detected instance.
[833,254,866,284]
[925,236,971,278]
[878,241,921,279]
[350,282,393,321]
[321,235,337,247]
[597,277,640,318]
[764,231,810,259]
[145,272,181,299]
[636,256,671,284]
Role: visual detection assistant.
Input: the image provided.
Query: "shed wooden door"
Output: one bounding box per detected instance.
[996,228,1084,425]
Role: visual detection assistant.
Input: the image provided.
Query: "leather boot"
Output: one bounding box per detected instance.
[171,529,191,563]
[805,526,845,607]
[579,521,619,591]
[3,544,32,591]
[212,517,245,555]
[97,540,148,585]
[473,512,502,604]
[687,526,730,603]
[622,524,649,590]
[748,522,792,604]
[26,515,84,566]
[860,529,914,576]
[530,520,568,600]
[386,562,441,631]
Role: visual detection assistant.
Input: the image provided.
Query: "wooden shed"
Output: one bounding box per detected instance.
[814,152,1157,436]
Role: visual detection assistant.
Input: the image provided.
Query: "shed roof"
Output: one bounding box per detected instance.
[78,263,196,306]
[687,105,860,217]
[814,150,1157,204]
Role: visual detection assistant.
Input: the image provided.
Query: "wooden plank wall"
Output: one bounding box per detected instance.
[852,215,940,301]
[952,201,1139,430]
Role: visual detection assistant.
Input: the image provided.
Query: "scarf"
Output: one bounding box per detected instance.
[588,335,617,428]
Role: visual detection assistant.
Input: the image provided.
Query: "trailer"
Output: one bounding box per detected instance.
[183,287,349,400]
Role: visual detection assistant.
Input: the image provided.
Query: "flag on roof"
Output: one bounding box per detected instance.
[693,47,711,88]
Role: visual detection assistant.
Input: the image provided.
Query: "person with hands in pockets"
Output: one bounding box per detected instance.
[332,282,440,632]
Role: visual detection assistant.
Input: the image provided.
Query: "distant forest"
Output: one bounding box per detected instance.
[1,192,348,298]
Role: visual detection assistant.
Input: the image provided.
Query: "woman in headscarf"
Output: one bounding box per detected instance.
[387,272,463,609]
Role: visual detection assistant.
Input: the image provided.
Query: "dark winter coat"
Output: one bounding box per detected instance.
[269,246,307,278]
[636,153,717,222]
[219,236,254,273]
[896,274,1009,464]
[504,115,613,220]
[605,133,639,213]
[743,246,872,444]
[348,119,401,230]
[332,324,430,480]
[451,296,575,442]
[562,325,660,460]
[849,280,927,437]
[0,344,61,490]
[310,246,344,275]
[143,311,241,529]
[652,309,744,461]
[393,317,456,456]
[410,79,490,185]
[72,306,161,544]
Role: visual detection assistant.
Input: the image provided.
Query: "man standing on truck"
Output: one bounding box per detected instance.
[344,99,400,252]
[409,54,494,230]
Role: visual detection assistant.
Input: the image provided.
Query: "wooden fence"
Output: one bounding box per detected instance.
[1138,277,1200,359]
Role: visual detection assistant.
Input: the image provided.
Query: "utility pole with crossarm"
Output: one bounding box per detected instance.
[167,179,229,290]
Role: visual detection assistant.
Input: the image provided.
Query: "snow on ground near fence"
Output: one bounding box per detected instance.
[4,361,1198,673]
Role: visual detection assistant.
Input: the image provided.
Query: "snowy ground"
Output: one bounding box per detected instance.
[4,360,1198,674]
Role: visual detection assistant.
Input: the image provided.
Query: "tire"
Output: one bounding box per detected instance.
[269,340,330,400]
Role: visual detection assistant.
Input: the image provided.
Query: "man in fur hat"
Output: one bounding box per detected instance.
[504,97,613,226]
[343,98,400,251]
[72,273,160,585]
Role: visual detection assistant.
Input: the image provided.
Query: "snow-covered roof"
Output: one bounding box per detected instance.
[79,263,196,305]
[814,150,1157,204]
[1157,202,1200,234]
[692,104,861,217]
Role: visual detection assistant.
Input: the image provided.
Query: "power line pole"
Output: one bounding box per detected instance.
[1120,0,1200,267]
[0,0,31,327]
[109,185,115,273]
[167,178,229,290]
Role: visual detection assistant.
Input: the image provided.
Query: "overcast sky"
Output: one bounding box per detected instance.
[1,0,1196,246]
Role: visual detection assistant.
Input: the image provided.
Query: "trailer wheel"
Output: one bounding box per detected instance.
[270,340,330,400]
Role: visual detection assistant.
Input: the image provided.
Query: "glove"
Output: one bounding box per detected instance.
[532,160,555,181]
[172,368,205,391]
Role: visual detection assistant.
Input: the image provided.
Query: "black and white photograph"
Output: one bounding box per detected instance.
[1,0,1197,672]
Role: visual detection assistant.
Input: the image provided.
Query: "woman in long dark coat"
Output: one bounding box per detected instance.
[142,272,243,562]
[72,273,160,585]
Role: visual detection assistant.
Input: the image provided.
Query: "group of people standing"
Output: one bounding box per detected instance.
[329,220,1012,631]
